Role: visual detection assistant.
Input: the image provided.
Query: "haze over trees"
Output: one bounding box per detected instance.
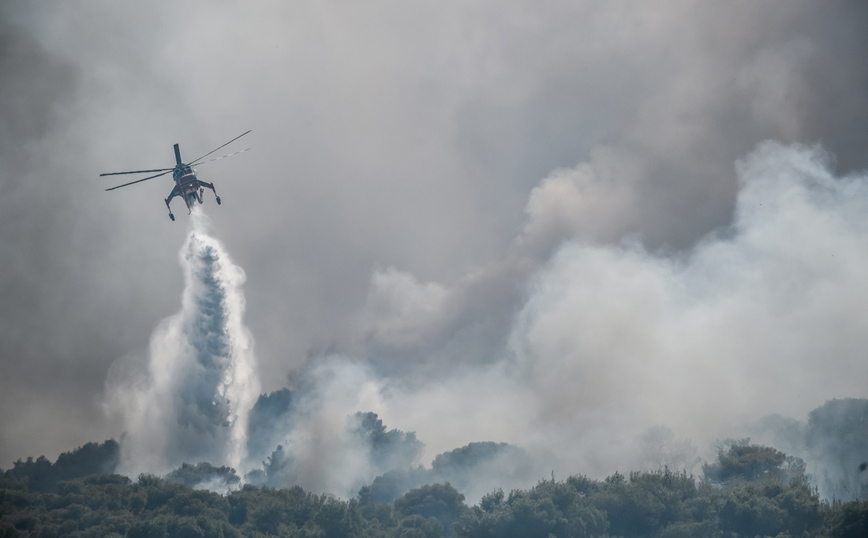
[2,398,867,537]
[2,451,867,537]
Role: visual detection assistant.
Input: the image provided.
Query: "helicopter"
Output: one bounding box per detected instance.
[101,130,251,221]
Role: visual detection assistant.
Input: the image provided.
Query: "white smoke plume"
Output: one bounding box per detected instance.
[105,208,260,477]
[267,358,386,496]
[360,141,868,488]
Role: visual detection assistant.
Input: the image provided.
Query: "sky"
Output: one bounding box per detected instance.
[1,0,868,491]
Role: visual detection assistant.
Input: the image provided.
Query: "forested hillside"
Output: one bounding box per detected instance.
[2,443,867,538]
[3,399,867,537]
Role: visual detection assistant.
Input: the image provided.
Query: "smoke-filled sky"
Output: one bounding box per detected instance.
[2,0,868,484]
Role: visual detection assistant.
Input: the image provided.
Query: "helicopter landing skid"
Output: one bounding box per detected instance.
[165,197,175,221]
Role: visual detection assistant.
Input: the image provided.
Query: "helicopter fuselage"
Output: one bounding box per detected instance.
[174,165,204,207]
[165,157,221,221]
[102,131,248,221]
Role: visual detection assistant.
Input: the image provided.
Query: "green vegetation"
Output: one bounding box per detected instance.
[4,440,119,494]
[2,441,867,538]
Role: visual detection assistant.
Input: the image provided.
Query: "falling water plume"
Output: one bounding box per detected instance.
[106,207,260,478]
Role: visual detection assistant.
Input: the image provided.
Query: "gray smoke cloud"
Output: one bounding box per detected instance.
[93,140,867,504]
[105,209,259,476]
[351,141,868,489]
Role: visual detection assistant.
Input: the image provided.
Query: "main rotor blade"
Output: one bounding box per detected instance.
[188,130,252,165]
[105,170,171,191]
[193,147,252,166]
[100,168,173,177]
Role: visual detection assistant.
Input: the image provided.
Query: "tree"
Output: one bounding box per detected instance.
[6,440,119,494]
[459,480,607,538]
[395,483,467,536]
[165,462,240,490]
[717,475,825,537]
[350,411,424,474]
[826,500,868,538]
[703,443,788,483]
[593,470,696,538]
